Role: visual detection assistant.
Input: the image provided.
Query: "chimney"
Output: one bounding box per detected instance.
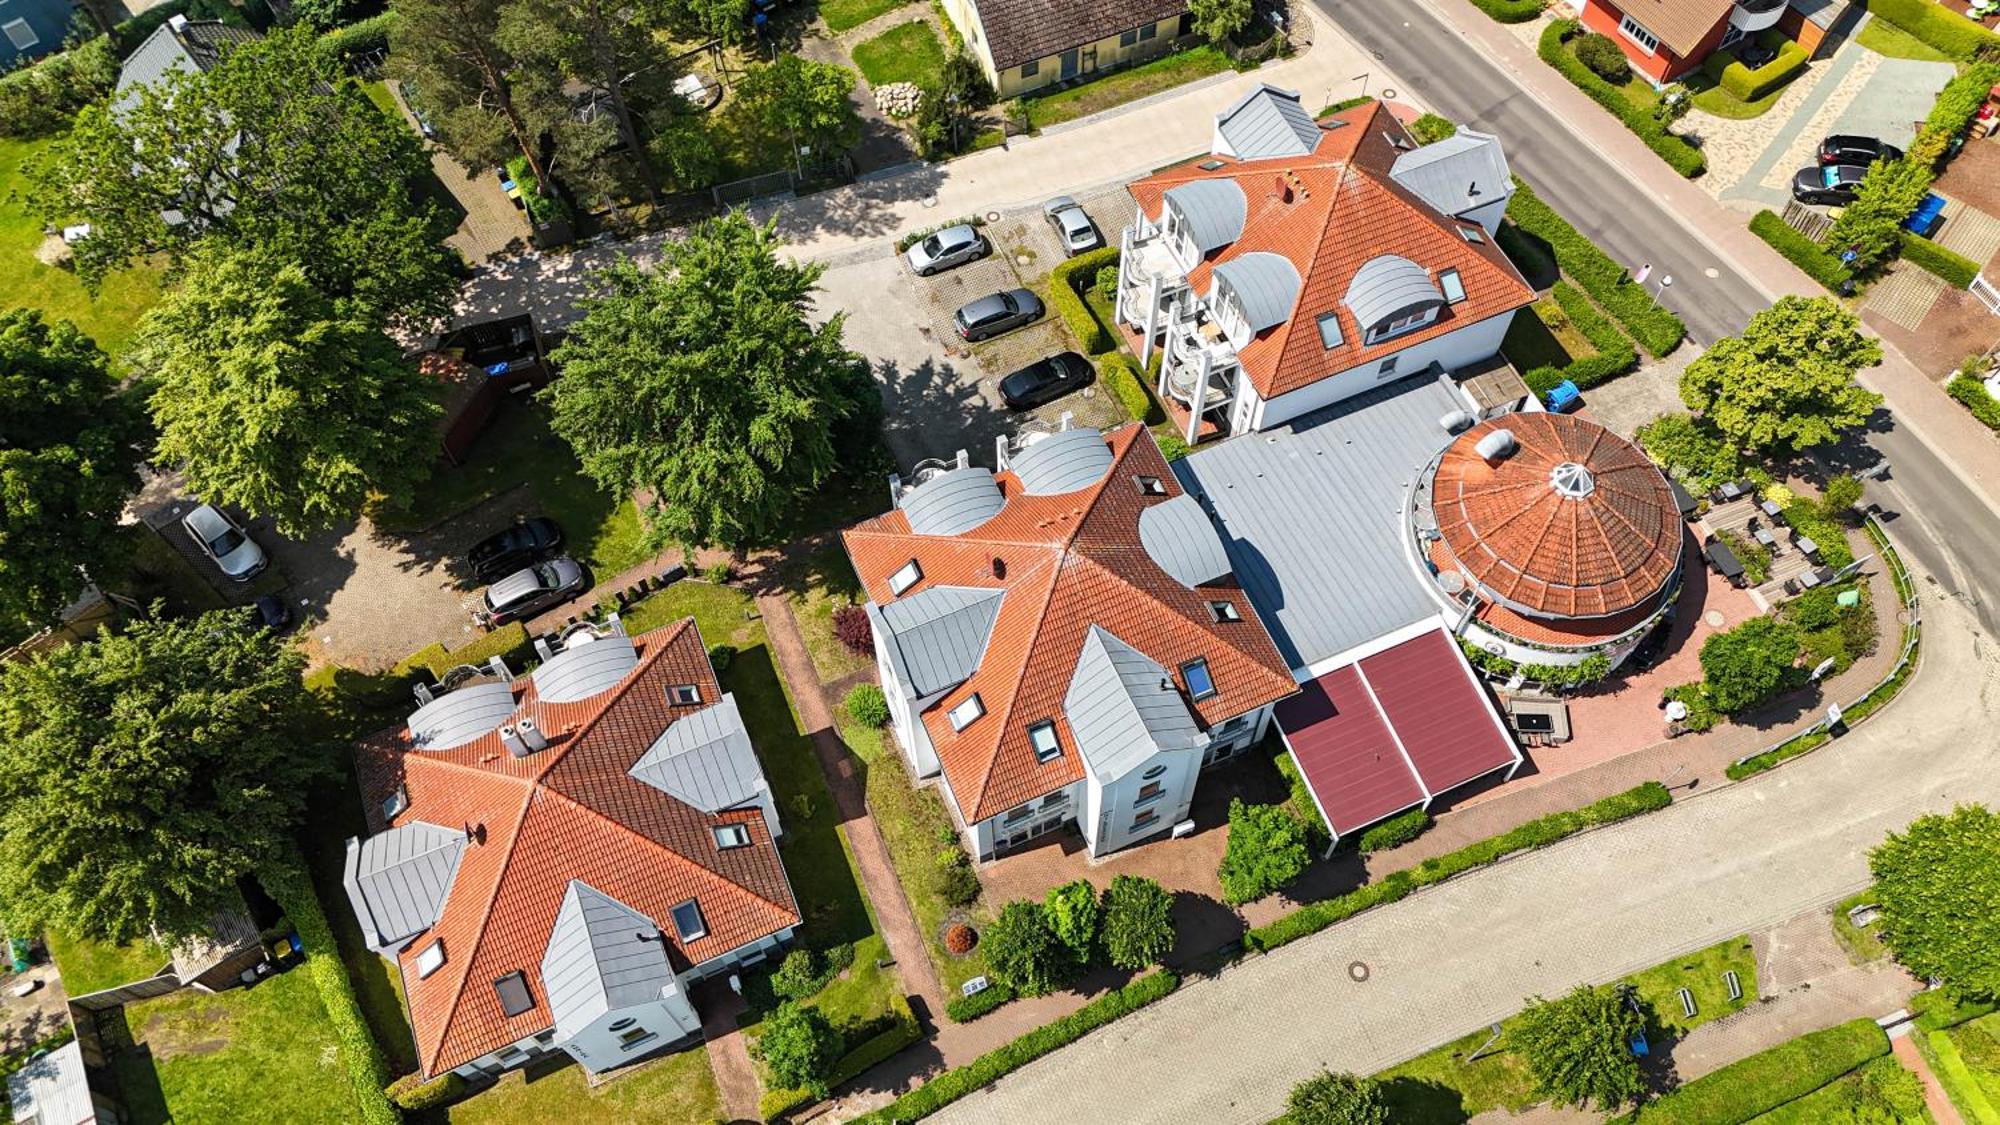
[499,724,530,757]
[533,636,555,660]
[486,655,512,682]
[166,12,189,33]
[516,715,548,752]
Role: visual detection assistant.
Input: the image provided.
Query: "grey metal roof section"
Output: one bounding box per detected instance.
[1138,494,1233,588]
[343,821,466,951]
[1345,255,1445,334]
[1389,130,1513,219]
[1213,84,1323,161]
[876,585,1005,698]
[115,20,259,109]
[1163,180,1247,255]
[8,1040,92,1125]
[1065,627,1206,782]
[900,466,1005,536]
[1011,428,1113,495]
[1174,375,1463,670]
[533,631,640,703]
[1213,252,1302,335]
[541,881,675,1041]
[409,679,517,750]
[629,693,765,814]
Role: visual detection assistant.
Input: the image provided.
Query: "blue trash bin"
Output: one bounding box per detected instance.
[1545,380,1581,413]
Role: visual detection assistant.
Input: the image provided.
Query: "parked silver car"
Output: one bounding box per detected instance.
[904,224,988,276]
[476,556,587,627]
[182,503,267,582]
[1042,196,1101,256]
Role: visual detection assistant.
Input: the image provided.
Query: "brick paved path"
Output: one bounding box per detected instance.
[695,983,761,1123]
[1893,1032,1966,1125]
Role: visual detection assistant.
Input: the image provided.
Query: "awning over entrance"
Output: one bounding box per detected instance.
[1275,627,1522,838]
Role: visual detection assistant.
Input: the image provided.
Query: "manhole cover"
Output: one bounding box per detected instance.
[985,210,1000,222]
[1015,253,1032,266]
[1381,87,1398,101]
[1704,267,1720,279]
[1703,609,1726,628]
[1348,961,1370,982]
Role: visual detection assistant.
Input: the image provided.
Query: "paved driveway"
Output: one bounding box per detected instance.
[933,594,2000,1125]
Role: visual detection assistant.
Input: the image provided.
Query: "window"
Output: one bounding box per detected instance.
[1131,808,1160,832]
[415,940,446,978]
[1384,131,1412,151]
[1618,14,1659,54]
[1368,306,1436,344]
[1207,600,1241,623]
[1378,355,1400,377]
[617,1026,656,1050]
[1178,12,1194,36]
[949,693,985,731]
[2,19,37,50]
[1028,720,1062,762]
[1315,311,1344,349]
[493,972,534,1017]
[713,823,752,849]
[670,899,707,942]
[1196,158,1225,171]
[1180,658,1216,701]
[889,559,922,595]
[1458,225,1486,244]
[1021,59,1039,78]
[1142,763,1168,780]
[1135,781,1165,805]
[382,786,409,822]
[609,1017,637,1032]
[669,683,702,705]
[1139,21,1156,40]
[1005,803,1034,823]
[1439,268,1466,305]
[1134,474,1167,496]
[1120,27,1138,46]
[1215,715,1251,736]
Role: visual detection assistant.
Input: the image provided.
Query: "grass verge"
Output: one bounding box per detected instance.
[851,20,945,89]
[1023,47,1233,130]
[44,929,169,996]
[821,0,915,32]
[1830,888,1890,965]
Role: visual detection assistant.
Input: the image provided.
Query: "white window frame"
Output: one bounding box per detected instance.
[949,694,985,731]
[382,786,409,822]
[713,823,752,849]
[1618,14,1659,55]
[1315,311,1344,349]
[415,940,447,978]
[1134,474,1167,496]
[1458,225,1487,245]
[1180,657,1217,702]
[1439,268,1466,305]
[2,19,38,51]
[1027,720,1062,762]
[889,559,922,595]
[1207,600,1241,622]
[1367,306,1438,345]
[669,683,702,705]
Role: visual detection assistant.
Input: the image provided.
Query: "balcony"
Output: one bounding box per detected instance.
[1729,0,1786,33]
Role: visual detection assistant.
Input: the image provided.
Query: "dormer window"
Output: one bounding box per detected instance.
[949,694,985,731]
[416,939,446,978]
[1316,312,1344,349]
[1135,475,1167,496]
[382,786,409,822]
[1027,720,1062,763]
[889,559,922,595]
[1439,268,1466,305]
[1180,658,1217,701]
[1385,131,1412,151]
[1208,600,1241,623]
[1366,306,1438,345]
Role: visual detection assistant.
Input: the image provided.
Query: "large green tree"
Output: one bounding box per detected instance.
[1218,798,1311,905]
[1511,984,1645,1111]
[1825,159,1934,271]
[0,612,326,943]
[1100,874,1174,970]
[1870,805,2000,1000]
[737,56,862,175]
[1286,1072,1391,1125]
[131,248,443,535]
[546,212,877,551]
[1698,616,1802,714]
[0,311,145,640]
[388,0,561,192]
[1679,296,1882,455]
[755,1001,842,1097]
[32,28,459,331]
[1188,0,1252,45]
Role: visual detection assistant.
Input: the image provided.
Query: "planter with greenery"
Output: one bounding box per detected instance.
[1537,20,1705,179]
[1507,179,1686,355]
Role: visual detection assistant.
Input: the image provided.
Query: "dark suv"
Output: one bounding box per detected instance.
[1818,135,1903,167]
[468,517,565,583]
[476,556,586,627]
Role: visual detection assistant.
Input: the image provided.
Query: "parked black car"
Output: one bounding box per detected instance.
[954,288,1044,342]
[1818,135,1903,167]
[468,517,565,583]
[477,556,587,627]
[999,351,1095,410]
[1791,164,1868,206]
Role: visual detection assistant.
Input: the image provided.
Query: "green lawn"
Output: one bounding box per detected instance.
[1745,1055,1927,1124]
[791,545,875,684]
[1944,1013,2000,1110]
[820,0,915,32]
[851,20,945,89]
[1023,47,1234,130]
[44,929,169,996]
[372,399,651,578]
[1856,15,1956,61]
[1375,1025,1537,1123]
[1831,889,1891,965]
[112,966,362,1125]
[1501,296,1591,371]
[1687,73,1791,119]
[1622,935,1758,1037]
[0,136,166,361]
[448,1047,721,1124]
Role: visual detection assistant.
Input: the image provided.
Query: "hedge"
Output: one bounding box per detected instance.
[387,1071,466,1111]
[1358,808,1431,854]
[1624,1018,1888,1125]
[1914,63,2000,166]
[0,37,118,140]
[855,971,1179,1123]
[1749,210,1852,292]
[1900,232,1978,288]
[1538,21,1706,180]
[1522,280,1640,396]
[263,859,400,1125]
[1244,782,1671,952]
[1927,1030,2000,1125]
[1949,372,2000,432]
[1048,246,1120,355]
[1864,0,2000,62]
[1703,33,1808,102]
[760,994,925,1120]
[399,621,532,679]
[1507,179,1687,356]
[944,979,1016,1022]
[1780,501,1855,569]
[1913,988,1998,1032]
[319,10,397,69]
[1099,353,1164,425]
[1320,95,1371,114]
[1469,0,1545,22]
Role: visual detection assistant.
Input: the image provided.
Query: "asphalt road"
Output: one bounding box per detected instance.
[1321,0,2000,637]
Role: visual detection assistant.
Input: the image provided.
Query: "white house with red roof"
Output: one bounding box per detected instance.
[1116,87,1536,443]
[340,615,798,1084]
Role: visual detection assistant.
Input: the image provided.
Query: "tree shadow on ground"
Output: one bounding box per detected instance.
[1378,1075,1473,1125]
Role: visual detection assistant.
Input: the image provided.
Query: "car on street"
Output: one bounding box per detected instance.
[468,516,565,583]
[905,224,988,276]
[1818,135,1902,167]
[476,556,587,627]
[1042,196,1101,256]
[999,351,1095,410]
[182,503,267,582]
[954,288,1044,341]
[1791,164,1868,206]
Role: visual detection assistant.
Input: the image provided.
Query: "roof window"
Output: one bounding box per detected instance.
[1197,159,1226,171]
[670,899,707,942]
[1180,658,1217,701]
[1439,268,1466,304]
[889,559,922,595]
[669,683,702,705]
[1458,225,1486,244]
[415,939,447,978]
[1315,311,1344,349]
[1208,600,1241,623]
[1134,475,1167,496]
[713,823,752,849]
[382,786,408,822]
[493,971,534,1017]
[1027,720,1062,763]
[949,693,985,732]
[1385,131,1412,151]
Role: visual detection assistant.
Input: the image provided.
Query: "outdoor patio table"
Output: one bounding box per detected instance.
[1759,499,1781,518]
[1754,527,1776,548]
[1796,536,1818,556]
[1719,481,1743,500]
[1798,570,1821,589]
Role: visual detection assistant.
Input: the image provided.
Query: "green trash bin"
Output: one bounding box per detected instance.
[1836,589,1861,609]
[9,937,30,973]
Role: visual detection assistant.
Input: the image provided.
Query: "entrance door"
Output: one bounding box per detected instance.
[1080,44,1097,74]
[1059,48,1079,79]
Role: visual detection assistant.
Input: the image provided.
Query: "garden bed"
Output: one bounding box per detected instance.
[1022,46,1234,130]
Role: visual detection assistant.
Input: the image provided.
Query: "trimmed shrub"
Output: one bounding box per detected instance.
[1700,616,1803,713]
[0,37,119,140]
[827,994,922,1084]
[1218,798,1311,905]
[1469,0,1545,22]
[771,947,823,1001]
[845,683,890,727]
[1507,179,1687,355]
[1320,95,1371,114]
[945,980,1016,1022]
[1358,808,1432,855]
[1624,1018,1888,1125]
[707,643,736,672]
[1047,247,1120,354]
[387,1071,468,1111]
[832,604,873,654]
[1408,113,1458,144]
[932,846,981,907]
[1912,988,1999,1032]
[1782,501,1856,568]
[316,10,396,70]
[982,899,1069,995]
[943,923,977,954]
[1900,233,1978,288]
[1154,431,1191,462]
[1539,22,1705,179]
[263,860,400,1125]
[1522,281,1640,397]
[756,1002,843,1100]
[1101,353,1165,425]
[856,972,1180,1122]
[1862,0,2000,63]
[1575,32,1632,83]
[1749,210,1852,292]
[1703,33,1808,102]
[1100,874,1174,970]
[1948,371,2000,432]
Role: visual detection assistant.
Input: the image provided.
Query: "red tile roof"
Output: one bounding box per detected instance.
[352,619,799,1078]
[1126,101,1536,401]
[842,425,1297,824]
[1430,412,1682,620]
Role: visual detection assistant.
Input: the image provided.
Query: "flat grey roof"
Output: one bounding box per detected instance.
[1174,375,1464,670]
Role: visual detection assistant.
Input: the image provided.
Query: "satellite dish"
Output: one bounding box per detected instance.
[1440,572,1466,594]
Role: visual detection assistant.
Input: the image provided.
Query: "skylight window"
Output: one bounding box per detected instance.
[889,559,922,595]
[1384,131,1411,151]
[1439,268,1466,304]
[713,823,751,849]
[949,694,985,731]
[1458,225,1486,244]
[382,786,409,822]
[1208,600,1241,623]
[1027,721,1062,763]
[1316,311,1344,349]
[493,971,534,1017]
[1197,159,1226,171]
[1134,475,1167,496]
[670,899,707,942]
[415,939,446,978]
[1180,658,1217,701]
[669,683,702,705]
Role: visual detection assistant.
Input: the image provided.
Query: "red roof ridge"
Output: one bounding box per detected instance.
[957,553,1068,819]
[543,782,801,922]
[416,774,537,1073]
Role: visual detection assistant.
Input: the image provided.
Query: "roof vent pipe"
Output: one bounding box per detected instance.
[1439,410,1474,433]
[499,724,530,757]
[1475,428,1517,462]
[517,716,548,752]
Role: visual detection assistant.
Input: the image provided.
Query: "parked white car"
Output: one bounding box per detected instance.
[183,503,267,582]
[1042,196,1101,256]
[904,223,988,276]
